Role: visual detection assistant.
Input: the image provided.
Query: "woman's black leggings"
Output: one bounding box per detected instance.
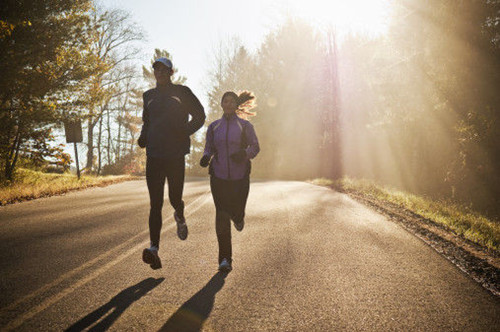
[210,175,250,264]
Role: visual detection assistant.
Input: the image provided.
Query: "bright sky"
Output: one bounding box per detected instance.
[102,0,391,103]
[64,0,390,166]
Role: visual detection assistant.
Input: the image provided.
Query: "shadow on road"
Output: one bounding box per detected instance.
[65,277,164,332]
[158,272,227,332]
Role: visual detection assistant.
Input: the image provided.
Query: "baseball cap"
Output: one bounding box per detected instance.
[153,57,173,69]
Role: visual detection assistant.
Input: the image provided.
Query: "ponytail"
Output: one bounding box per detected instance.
[221,90,257,119]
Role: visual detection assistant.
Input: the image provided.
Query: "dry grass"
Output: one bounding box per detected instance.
[315,177,499,252]
[308,178,334,187]
[0,168,138,205]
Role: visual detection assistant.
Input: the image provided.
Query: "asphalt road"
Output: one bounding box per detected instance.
[0,179,498,331]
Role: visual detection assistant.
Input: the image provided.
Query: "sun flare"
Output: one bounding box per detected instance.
[284,0,390,36]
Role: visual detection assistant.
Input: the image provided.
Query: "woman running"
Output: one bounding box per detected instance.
[200,91,260,272]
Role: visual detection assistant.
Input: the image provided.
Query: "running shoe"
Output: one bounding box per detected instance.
[174,211,188,240]
[142,248,162,270]
[232,213,244,232]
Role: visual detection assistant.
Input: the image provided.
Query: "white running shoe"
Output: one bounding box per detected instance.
[218,258,232,272]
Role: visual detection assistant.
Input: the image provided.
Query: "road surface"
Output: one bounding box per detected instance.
[0,179,498,331]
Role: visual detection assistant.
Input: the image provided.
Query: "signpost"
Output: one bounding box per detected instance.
[63,119,83,179]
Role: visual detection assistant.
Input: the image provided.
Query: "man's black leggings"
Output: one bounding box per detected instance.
[146,155,185,248]
[210,175,250,264]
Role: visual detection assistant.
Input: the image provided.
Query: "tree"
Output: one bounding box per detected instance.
[0,0,101,181]
[321,28,342,180]
[82,7,144,172]
[100,73,145,176]
[384,0,500,212]
[204,19,338,180]
[102,49,188,175]
[252,19,330,179]
[336,0,500,215]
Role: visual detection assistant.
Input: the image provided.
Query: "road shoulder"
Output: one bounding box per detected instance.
[331,186,500,298]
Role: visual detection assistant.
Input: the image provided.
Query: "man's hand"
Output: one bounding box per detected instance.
[230,150,246,163]
[138,133,146,148]
[200,155,211,167]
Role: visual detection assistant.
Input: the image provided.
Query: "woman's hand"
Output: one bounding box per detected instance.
[200,155,211,167]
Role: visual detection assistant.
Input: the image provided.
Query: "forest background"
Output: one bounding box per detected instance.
[1,0,499,218]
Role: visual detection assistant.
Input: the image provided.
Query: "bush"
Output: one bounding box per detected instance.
[44,165,66,174]
[101,152,145,176]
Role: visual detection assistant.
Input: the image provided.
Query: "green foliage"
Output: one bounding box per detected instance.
[0,0,96,100]
[0,0,103,180]
[21,127,72,170]
[337,0,500,216]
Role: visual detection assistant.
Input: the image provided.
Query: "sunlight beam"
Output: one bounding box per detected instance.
[276,0,391,37]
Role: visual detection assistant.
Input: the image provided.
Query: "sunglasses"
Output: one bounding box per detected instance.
[154,66,172,73]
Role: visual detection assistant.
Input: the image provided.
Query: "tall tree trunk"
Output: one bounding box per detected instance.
[5,132,22,181]
[326,29,342,180]
[116,119,122,161]
[7,130,19,168]
[86,117,94,171]
[107,109,111,165]
[97,115,103,175]
[331,31,342,180]
[4,136,16,180]
[129,129,134,155]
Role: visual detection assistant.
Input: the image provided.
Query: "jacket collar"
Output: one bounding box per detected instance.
[222,113,238,121]
[155,82,173,92]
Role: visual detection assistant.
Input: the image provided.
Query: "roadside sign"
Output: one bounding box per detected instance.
[64,119,83,143]
[63,119,83,179]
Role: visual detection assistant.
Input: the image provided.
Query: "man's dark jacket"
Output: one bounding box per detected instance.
[139,84,205,158]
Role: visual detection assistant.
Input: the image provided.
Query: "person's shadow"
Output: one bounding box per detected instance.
[65,277,164,332]
[158,272,228,332]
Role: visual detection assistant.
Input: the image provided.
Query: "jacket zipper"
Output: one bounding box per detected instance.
[226,118,231,179]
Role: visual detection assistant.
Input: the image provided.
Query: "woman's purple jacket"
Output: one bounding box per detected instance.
[203,114,260,180]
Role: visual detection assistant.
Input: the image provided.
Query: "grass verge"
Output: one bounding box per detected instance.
[0,168,139,206]
[311,177,500,252]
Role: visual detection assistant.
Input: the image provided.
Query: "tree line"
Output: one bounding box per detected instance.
[199,22,341,181]
[202,0,500,217]
[338,0,500,216]
[1,0,150,180]
[2,0,499,217]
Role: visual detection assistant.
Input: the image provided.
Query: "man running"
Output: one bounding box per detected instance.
[138,57,205,270]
